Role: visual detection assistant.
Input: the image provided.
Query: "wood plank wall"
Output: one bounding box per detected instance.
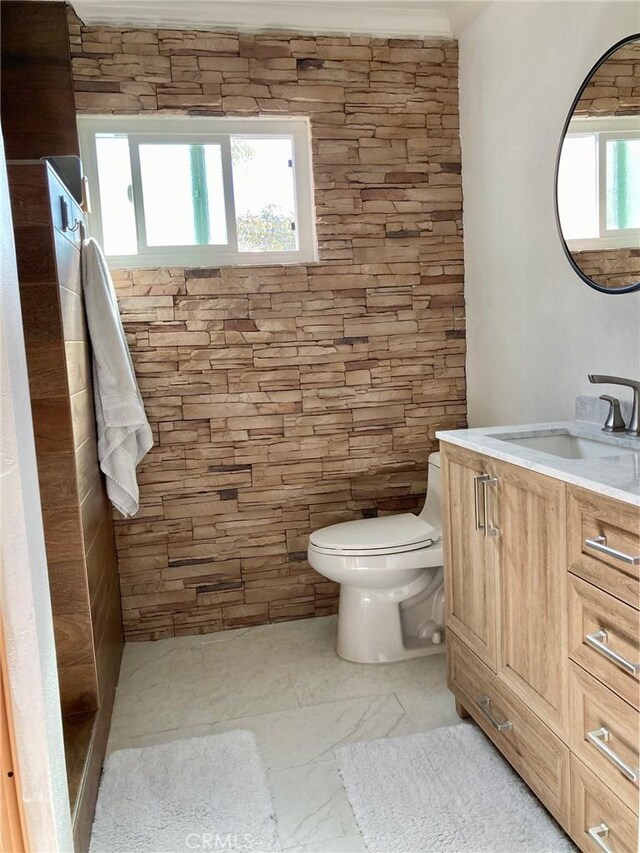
[3,4,124,846]
[8,161,124,849]
[9,163,98,715]
[8,162,123,719]
[0,1,79,160]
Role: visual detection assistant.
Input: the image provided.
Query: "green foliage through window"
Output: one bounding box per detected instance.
[237,204,296,252]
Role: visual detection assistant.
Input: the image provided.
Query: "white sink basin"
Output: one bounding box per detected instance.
[497,432,638,460]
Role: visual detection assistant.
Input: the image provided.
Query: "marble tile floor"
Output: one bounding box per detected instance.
[106,615,459,852]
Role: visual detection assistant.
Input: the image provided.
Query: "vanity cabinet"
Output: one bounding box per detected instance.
[441,441,640,851]
[442,446,568,733]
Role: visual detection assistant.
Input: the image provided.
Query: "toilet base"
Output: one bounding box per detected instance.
[335,582,445,664]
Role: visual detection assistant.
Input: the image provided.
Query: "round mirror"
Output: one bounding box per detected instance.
[555,34,640,293]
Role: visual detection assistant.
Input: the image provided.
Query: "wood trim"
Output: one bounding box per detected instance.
[0,616,28,853]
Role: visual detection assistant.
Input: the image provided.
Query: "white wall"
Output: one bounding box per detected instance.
[70,0,452,37]
[0,130,73,851]
[457,1,640,426]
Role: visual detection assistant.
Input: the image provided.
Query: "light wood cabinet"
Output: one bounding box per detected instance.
[570,756,639,853]
[567,486,639,608]
[441,444,497,669]
[441,440,640,851]
[492,460,568,736]
[568,574,640,710]
[569,663,639,814]
[448,631,570,827]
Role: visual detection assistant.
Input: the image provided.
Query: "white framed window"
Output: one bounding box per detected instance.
[558,116,640,251]
[78,115,318,268]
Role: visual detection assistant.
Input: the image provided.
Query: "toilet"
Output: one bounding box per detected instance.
[308,452,445,664]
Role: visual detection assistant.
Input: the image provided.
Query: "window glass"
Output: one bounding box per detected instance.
[204,146,228,244]
[606,138,640,231]
[79,116,316,266]
[231,137,297,252]
[138,143,227,247]
[95,134,137,256]
[558,134,598,240]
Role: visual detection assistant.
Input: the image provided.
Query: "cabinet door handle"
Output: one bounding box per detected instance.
[585,535,640,566]
[473,474,489,531]
[475,695,513,731]
[585,630,640,676]
[588,823,613,853]
[587,727,639,783]
[482,477,499,538]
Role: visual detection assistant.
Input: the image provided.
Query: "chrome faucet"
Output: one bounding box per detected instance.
[588,375,640,437]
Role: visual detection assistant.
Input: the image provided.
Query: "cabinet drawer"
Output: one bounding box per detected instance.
[569,663,639,814]
[570,755,639,853]
[448,630,570,830]
[567,487,640,608]
[569,574,640,709]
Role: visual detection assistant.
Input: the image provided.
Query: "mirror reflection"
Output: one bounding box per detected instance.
[557,36,640,292]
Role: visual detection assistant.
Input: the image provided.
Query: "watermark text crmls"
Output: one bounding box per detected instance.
[185,832,255,850]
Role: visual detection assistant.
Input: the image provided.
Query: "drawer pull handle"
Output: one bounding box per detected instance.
[473,474,489,532]
[482,477,500,538]
[587,727,639,783]
[586,630,640,676]
[588,823,613,853]
[584,535,640,566]
[475,695,513,731]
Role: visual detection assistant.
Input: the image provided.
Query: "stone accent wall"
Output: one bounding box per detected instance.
[574,40,640,116]
[68,14,466,641]
[572,248,640,289]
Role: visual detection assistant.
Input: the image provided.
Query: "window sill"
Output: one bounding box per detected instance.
[104,249,318,270]
[567,236,640,252]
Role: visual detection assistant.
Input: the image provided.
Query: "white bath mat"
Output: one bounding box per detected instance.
[90,730,281,853]
[336,724,575,853]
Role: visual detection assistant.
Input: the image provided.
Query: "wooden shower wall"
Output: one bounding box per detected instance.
[2,3,124,847]
[8,161,123,719]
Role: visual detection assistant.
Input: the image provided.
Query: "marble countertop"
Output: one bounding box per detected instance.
[436,421,640,506]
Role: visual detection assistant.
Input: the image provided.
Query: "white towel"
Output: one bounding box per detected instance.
[81,238,153,517]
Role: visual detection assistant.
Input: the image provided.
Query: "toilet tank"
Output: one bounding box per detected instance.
[418,452,442,537]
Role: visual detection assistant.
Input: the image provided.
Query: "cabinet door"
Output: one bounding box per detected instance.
[493,460,568,736]
[442,444,497,669]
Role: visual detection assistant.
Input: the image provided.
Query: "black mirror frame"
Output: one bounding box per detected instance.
[554,32,640,295]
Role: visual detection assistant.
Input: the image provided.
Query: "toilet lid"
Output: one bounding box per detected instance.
[309,513,438,552]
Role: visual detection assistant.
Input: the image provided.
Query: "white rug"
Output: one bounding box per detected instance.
[90,730,281,853]
[336,724,575,853]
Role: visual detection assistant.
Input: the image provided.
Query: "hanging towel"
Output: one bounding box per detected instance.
[81,237,153,517]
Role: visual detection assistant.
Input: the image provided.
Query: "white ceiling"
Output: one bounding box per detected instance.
[64,0,488,38]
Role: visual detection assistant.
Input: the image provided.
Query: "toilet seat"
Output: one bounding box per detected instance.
[308,513,438,557]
